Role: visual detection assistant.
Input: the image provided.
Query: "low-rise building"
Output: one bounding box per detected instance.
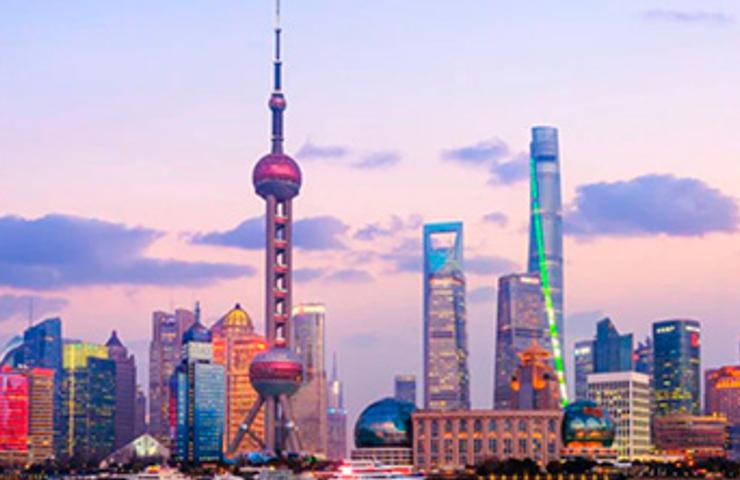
[654,414,728,460]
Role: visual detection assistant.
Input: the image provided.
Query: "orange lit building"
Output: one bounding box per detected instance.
[654,414,728,460]
[511,341,560,410]
[211,304,267,455]
[705,365,740,425]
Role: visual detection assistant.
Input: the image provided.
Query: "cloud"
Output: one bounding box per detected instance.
[467,255,519,276]
[0,294,69,322]
[355,215,423,241]
[644,9,733,25]
[294,268,325,283]
[352,151,402,170]
[482,211,509,227]
[381,238,422,273]
[468,286,496,304]
[326,269,373,283]
[296,141,349,160]
[192,215,349,251]
[565,174,739,237]
[343,332,382,348]
[0,214,250,290]
[443,138,529,185]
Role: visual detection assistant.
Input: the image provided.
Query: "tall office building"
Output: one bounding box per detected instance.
[494,273,549,409]
[173,318,225,464]
[291,303,328,455]
[527,127,564,364]
[27,367,55,464]
[211,304,266,455]
[593,318,633,373]
[134,386,147,438]
[423,222,469,410]
[705,365,740,425]
[634,337,653,377]
[394,375,417,405]
[106,331,137,450]
[510,341,560,410]
[573,339,594,401]
[327,354,347,460]
[653,319,701,416]
[588,371,651,460]
[148,308,195,444]
[0,367,29,465]
[60,342,115,462]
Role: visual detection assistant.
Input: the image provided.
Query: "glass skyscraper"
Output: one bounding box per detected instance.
[653,319,701,416]
[573,339,594,401]
[106,331,137,450]
[394,374,417,405]
[423,222,469,411]
[327,354,347,461]
[527,127,564,362]
[493,273,549,409]
[593,318,633,373]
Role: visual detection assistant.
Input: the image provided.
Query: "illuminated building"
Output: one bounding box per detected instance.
[653,414,728,460]
[211,304,266,456]
[353,398,415,466]
[104,433,170,465]
[587,371,651,460]
[291,303,328,455]
[423,222,470,411]
[0,367,29,466]
[60,342,115,461]
[327,354,347,460]
[413,409,562,471]
[27,368,55,464]
[574,340,594,401]
[634,336,653,377]
[653,320,701,416]
[705,365,740,424]
[148,308,195,444]
[134,386,147,438]
[510,341,560,410]
[394,374,417,405]
[106,331,137,450]
[560,400,616,460]
[228,0,305,454]
[593,318,633,373]
[173,314,225,464]
[494,273,548,409]
[527,126,567,404]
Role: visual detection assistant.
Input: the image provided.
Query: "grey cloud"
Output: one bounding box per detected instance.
[355,215,423,241]
[0,294,69,322]
[444,138,529,185]
[294,268,326,283]
[296,141,349,160]
[482,211,509,227]
[352,151,402,170]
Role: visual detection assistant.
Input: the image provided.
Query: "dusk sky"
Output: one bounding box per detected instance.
[2,0,740,430]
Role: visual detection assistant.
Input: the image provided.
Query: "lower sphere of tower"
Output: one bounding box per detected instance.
[253,152,302,201]
[249,346,303,397]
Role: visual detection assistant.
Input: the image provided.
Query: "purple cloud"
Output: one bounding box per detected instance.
[482,211,509,227]
[326,269,373,283]
[0,294,69,322]
[355,215,423,241]
[644,9,733,25]
[565,174,739,237]
[0,214,251,290]
[352,151,402,170]
[296,141,349,160]
[468,286,496,304]
[294,268,326,283]
[467,255,519,276]
[443,138,529,185]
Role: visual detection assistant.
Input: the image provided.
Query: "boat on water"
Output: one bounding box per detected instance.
[328,460,424,479]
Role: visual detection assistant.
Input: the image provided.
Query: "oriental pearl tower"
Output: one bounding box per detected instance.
[227,0,304,456]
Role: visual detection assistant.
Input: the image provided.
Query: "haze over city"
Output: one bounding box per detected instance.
[2,0,740,435]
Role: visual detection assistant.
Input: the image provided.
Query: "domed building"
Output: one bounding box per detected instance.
[561,400,617,460]
[351,397,416,466]
[210,304,267,455]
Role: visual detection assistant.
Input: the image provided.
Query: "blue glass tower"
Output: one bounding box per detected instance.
[423,222,469,410]
[593,318,633,373]
[653,319,701,416]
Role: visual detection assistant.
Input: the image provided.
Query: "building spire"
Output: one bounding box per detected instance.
[332,352,338,380]
[269,0,286,154]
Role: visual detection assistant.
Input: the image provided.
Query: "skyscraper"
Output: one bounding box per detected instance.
[173,316,225,464]
[291,303,328,455]
[593,318,633,373]
[494,273,549,409]
[527,126,566,403]
[423,222,469,411]
[27,367,55,464]
[211,304,266,455]
[327,353,347,460]
[510,341,560,410]
[573,339,594,401]
[134,386,147,438]
[106,330,137,450]
[60,342,115,462]
[148,308,195,444]
[634,337,653,377]
[0,366,29,466]
[653,319,701,416]
[394,375,417,405]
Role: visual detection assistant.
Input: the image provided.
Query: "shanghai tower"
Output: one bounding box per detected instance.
[527,126,567,403]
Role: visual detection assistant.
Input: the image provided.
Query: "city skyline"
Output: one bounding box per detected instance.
[2,0,740,436]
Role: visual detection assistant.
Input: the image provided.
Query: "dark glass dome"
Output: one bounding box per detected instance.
[562,400,615,448]
[354,397,416,448]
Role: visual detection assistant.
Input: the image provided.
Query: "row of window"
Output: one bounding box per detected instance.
[417,418,557,436]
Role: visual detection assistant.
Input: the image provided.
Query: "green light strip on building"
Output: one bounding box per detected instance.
[530,156,569,407]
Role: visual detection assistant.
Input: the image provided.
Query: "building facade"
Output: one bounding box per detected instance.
[494,273,548,409]
[412,410,562,471]
[134,386,147,438]
[511,342,560,410]
[394,375,417,405]
[653,320,701,416]
[106,331,137,450]
[423,222,470,411]
[327,354,347,460]
[527,126,564,359]
[0,367,29,466]
[27,368,55,464]
[148,308,195,444]
[593,318,633,373]
[705,365,740,425]
[290,303,328,455]
[574,339,594,401]
[634,337,653,377]
[654,414,728,460]
[211,304,266,455]
[587,371,651,460]
[60,342,116,462]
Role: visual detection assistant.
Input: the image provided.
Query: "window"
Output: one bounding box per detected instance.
[548,419,556,433]
[445,419,452,433]
[459,419,468,432]
[518,439,527,454]
[503,438,513,455]
[518,419,527,432]
[548,442,556,455]
[488,438,497,454]
[418,421,425,434]
[504,419,513,432]
[488,419,497,432]
[474,438,483,453]
[474,419,482,432]
[431,420,439,438]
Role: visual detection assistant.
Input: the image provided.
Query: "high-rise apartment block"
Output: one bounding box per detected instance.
[653,319,701,416]
[423,222,469,410]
